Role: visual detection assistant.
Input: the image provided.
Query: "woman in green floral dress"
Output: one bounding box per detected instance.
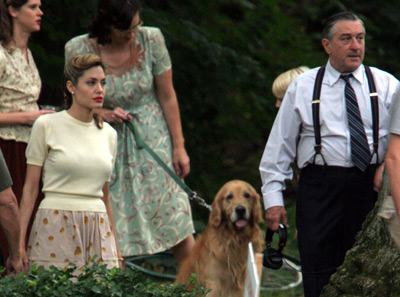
[64,0,195,264]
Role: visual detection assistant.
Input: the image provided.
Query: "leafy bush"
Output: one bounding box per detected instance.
[0,262,209,297]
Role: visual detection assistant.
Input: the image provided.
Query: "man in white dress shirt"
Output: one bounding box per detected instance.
[259,12,399,297]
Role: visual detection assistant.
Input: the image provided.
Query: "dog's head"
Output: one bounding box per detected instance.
[209,180,263,230]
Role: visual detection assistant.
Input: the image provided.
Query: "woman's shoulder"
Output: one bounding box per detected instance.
[102,122,117,146]
[141,26,162,33]
[0,43,6,56]
[0,46,6,68]
[65,34,91,52]
[102,122,117,135]
[0,44,10,63]
[37,111,64,124]
[139,27,169,53]
[31,111,63,132]
[139,26,165,40]
[66,34,89,45]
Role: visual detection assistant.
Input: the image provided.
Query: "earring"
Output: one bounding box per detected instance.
[71,91,75,94]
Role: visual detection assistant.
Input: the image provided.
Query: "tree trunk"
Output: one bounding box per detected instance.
[321,173,400,296]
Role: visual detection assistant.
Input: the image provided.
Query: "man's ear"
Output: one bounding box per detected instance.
[322,38,331,55]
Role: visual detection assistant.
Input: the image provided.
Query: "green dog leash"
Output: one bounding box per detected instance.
[125,120,212,212]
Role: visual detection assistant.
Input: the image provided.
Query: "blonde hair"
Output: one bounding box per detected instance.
[63,54,107,129]
[272,66,310,100]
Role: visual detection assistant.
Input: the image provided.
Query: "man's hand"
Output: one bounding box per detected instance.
[265,206,288,231]
[373,163,385,192]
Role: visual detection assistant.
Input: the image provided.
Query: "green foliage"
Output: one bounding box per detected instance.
[140,0,321,206]
[0,262,208,297]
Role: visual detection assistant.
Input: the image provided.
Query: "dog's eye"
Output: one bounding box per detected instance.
[243,192,250,199]
[226,194,233,200]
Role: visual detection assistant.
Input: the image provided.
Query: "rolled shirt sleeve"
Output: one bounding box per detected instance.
[259,83,301,209]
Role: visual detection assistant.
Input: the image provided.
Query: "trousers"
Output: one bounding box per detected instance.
[296,164,378,297]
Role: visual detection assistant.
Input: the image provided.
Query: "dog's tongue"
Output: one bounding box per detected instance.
[235,220,247,228]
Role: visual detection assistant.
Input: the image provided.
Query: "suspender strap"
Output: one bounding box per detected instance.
[311,65,380,165]
[364,65,379,161]
[312,66,326,162]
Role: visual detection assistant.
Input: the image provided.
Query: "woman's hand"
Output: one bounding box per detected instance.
[6,254,24,275]
[96,107,132,124]
[21,110,55,126]
[173,146,190,178]
[20,247,29,274]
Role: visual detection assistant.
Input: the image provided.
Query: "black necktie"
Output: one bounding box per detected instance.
[340,74,371,171]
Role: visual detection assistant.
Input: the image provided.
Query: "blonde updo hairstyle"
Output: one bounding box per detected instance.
[272,66,310,107]
[63,54,107,129]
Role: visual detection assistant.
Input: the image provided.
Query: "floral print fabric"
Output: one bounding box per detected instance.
[0,45,41,143]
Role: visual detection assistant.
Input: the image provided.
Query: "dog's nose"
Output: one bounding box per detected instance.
[235,205,246,217]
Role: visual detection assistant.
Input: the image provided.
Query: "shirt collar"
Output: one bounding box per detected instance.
[325,60,364,86]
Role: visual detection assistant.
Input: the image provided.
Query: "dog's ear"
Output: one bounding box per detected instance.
[251,190,263,224]
[209,192,223,227]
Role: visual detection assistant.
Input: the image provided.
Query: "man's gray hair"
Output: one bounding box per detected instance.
[322,12,365,40]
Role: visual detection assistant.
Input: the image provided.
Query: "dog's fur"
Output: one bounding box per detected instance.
[175,180,264,297]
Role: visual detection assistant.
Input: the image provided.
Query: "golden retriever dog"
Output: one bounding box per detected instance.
[175,180,264,297]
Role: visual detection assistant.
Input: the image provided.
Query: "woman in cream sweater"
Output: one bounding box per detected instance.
[19,54,122,272]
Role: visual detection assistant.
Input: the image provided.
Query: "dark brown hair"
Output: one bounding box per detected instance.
[63,54,107,129]
[88,0,142,45]
[0,0,29,49]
